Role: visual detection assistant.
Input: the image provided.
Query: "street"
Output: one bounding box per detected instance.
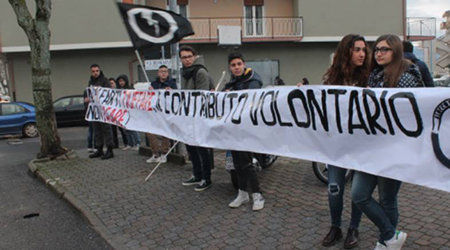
[0,126,113,250]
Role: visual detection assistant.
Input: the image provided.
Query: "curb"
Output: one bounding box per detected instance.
[28,151,128,250]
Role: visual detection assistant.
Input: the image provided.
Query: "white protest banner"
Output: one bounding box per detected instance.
[85,86,450,193]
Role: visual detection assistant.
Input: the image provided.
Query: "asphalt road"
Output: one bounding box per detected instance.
[0,126,113,250]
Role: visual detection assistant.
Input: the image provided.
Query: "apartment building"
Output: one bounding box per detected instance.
[0,0,408,103]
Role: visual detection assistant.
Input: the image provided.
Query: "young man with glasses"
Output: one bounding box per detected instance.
[179,45,213,192]
[84,64,115,160]
[146,65,177,163]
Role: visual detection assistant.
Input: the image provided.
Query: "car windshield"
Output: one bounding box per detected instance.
[72,97,84,106]
[54,98,71,108]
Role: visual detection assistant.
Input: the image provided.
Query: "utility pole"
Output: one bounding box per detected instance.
[168,0,187,158]
[168,0,181,89]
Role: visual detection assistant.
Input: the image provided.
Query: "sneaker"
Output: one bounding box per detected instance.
[122,145,131,151]
[159,156,167,163]
[385,231,407,250]
[252,193,265,211]
[146,155,160,163]
[87,148,94,153]
[374,242,388,250]
[194,180,212,191]
[182,176,201,186]
[132,145,140,151]
[229,189,250,208]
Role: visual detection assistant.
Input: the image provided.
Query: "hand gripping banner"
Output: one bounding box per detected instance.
[85,86,450,193]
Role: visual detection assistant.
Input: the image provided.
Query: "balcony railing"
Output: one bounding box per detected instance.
[184,17,303,42]
[407,17,436,40]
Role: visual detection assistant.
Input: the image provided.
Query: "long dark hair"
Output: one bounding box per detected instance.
[323,34,370,87]
[371,34,412,87]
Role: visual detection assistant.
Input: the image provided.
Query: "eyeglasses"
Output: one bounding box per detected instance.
[374,47,392,55]
[180,55,194,60]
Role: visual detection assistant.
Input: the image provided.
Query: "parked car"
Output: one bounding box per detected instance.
[53,95,88,127]
[433,75,450,87]
[0,101,38,137]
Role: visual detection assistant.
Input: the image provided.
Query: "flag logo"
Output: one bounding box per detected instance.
[118,3,195,48]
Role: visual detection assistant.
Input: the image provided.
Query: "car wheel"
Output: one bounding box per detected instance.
[23,123,39,138]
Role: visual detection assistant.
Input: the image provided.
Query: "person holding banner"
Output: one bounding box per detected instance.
[146,65,177,163]
[321,34,369,249]
[351,34,423,250]
[223,52,265,211]
[116,74,142,151]
[179,45,213,192]
[85,64,115,160]
[109,77,129,149]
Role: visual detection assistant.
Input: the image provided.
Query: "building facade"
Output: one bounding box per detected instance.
[1,0,407,103]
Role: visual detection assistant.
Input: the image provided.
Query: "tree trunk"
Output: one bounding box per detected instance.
[9,0,67,159]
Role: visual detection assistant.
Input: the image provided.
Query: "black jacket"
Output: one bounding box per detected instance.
[83,71,110,108]
[369,64,423,88]
[404,52,434,87]
[151,77,178,90]
[116,74,133,90]
[224,68,263,91]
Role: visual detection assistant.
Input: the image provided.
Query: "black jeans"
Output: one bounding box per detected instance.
[111,126,128,147]
[112,125,119,147]
[92,122,114,148]
[186,145,211,182]
[231,151,261,193]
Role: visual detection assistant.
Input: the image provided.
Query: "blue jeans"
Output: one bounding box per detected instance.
[186,145,211,182]
[351,171,402,242]
[328,165,362,229]
[126,130,141,146]
[87,122,95,148]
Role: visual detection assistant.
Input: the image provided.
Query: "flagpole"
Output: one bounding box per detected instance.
[145,141,180,181]
[135,50,151,83]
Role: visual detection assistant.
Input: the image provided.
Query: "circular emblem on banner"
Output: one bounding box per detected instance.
[431,98,450,169]
[127,8,179,44]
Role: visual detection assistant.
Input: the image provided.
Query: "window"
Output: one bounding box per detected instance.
[246,60,279,87]
[72,97,84,107]
[54,98,71,109]
[1,104,26,116]
[244,4,264,36]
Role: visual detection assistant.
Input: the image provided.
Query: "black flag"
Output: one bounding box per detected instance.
[117,3,195,49]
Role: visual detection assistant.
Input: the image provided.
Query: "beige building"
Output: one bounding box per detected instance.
[1,0,412,103]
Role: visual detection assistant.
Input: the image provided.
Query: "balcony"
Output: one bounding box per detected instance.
[406,17,436,41]
[182,17,303,43]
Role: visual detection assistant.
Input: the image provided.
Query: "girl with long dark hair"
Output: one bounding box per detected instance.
[321,34,370,249]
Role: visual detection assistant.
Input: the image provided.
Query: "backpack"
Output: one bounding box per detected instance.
[192,65,216,90]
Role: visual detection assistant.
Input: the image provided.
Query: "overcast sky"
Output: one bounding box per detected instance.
[407,0,449,37]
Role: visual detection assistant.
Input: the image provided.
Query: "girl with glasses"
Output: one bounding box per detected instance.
[351,34,423,250]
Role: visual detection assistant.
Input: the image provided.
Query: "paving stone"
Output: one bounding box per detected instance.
[36,149,450,249]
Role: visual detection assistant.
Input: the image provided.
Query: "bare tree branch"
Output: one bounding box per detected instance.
[8,0,34,32]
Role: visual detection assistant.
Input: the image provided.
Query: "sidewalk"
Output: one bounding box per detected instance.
[30,149,450,250]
